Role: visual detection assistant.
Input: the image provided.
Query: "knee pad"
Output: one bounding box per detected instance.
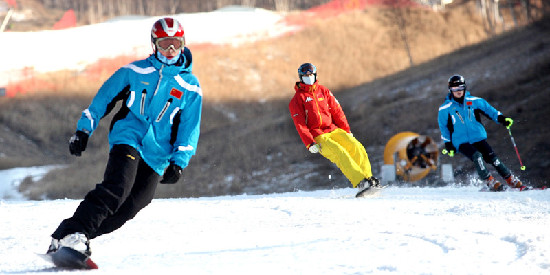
[484,153,499,166]
[491,156,511,178]
[472,152,489,179]
[472,152,484,168]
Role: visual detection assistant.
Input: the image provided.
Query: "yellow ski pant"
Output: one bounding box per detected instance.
[314,128,373,187]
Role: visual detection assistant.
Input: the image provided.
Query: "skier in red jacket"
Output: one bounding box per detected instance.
[289,63,380,197]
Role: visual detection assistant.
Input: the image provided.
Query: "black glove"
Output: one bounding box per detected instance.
[497,115,513,128]
[160,163,183,184]
[442,142,456,157]
[69,130,89,156]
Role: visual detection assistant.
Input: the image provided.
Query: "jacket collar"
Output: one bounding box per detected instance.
[446,91,470,104]
[147,47,193,76]
[294,81,319,93]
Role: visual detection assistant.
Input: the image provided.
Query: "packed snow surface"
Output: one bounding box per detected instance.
[1,186,549,274]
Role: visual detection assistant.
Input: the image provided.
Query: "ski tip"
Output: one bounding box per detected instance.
[36,252,54,264]
[86,258,99,269]
[51,247,99,270]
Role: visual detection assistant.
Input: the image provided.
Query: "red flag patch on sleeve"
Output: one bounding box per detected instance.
[170,88,183,99]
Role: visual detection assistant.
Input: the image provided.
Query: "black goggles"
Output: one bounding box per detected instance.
[450,85,465,92]
[299,65,315,75]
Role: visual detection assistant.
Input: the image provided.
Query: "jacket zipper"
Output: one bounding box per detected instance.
[153,65,163,96]
[312,86,322,128]
[455,110,464,124]
[156,98,173,122]
[140,89,146,115]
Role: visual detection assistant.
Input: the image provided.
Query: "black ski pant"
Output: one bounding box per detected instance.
[52,144,160,240]
[458,139,511,180]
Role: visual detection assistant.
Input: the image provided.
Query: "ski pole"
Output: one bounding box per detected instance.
[507,127,526,170]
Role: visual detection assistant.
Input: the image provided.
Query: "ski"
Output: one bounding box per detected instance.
[516,186,547,191]
[356,186,385,198]
[38,247,98,270]
[479,185,547,192]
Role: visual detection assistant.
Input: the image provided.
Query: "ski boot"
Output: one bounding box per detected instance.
[58,233,92,257]
[43,233,98,269]
[46,238,59,254]
[368,176,381,188]
[356,176,381,197]
[485,175,505,192]
[505,175,527,191]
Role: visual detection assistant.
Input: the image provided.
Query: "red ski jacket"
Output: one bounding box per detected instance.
[289,81,350,148]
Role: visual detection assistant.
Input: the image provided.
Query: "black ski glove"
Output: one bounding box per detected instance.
[497,115,513,128]
[69,130,89,156]
[160,163,183,184]
[442,142,456,157]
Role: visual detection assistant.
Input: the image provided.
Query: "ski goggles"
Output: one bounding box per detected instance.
[155,37,185,51]
[299,64,317,75]
[449,85,465,92]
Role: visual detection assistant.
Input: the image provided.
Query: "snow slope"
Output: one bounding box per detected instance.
[1,186,549,274]
[0,165,61,201]
[0,6,297,85]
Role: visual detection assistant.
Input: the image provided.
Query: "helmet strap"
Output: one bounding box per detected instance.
[151,41,158,54]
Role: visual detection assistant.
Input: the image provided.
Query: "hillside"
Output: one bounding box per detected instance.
[1,3,549,199]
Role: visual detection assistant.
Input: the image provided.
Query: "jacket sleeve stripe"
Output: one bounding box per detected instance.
[127,90,135,107]
[177,145,194,152]
[175,75,202,96]
[169,107,180,124]
[122,64,156,74]
[439,102,452,111]
[83,109,94,131]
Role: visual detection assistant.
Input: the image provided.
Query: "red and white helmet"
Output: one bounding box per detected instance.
[151,17,185,51]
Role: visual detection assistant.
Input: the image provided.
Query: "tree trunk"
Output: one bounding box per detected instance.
[396,9,414,66]
[521,0,532,22]
[508,0,518,27]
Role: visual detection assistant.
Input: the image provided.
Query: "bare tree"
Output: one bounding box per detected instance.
[242,0,257,7]
[86,0,95,24]
[274,0,291,12]
[35,0,337,24]
[385,0,414,66]
[507,0,518,27]
[521,0,532,21]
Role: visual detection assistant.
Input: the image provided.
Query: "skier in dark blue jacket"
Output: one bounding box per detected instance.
[47,17,202,258]
[438,75,525,191]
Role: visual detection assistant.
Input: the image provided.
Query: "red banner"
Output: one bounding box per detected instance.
[53,9,77,30]
[5,0,17,8]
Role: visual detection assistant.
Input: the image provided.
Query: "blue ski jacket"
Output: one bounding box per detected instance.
[438,91,502,149]
[76,48,202,175]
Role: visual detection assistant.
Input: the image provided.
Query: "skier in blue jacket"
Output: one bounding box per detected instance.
[47,17,202,258]
[438,75,524,191]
